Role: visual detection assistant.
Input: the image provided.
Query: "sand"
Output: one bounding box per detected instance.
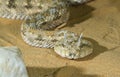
[0,0,120,77]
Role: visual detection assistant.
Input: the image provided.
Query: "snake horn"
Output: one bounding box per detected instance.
[77,33,83,47]
[64,32,67,46]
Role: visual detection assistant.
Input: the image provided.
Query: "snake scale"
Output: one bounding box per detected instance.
[0,0,93,59]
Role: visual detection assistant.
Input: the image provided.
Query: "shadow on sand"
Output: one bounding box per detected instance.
[27,66,99,77]
[57,3,95,30]
[75,37,108,61]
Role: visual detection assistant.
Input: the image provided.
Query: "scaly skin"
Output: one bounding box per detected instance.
[68,0,90,4]
[54,30,93,59]
[0,0,93,59]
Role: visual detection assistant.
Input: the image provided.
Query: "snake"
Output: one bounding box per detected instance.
[0,0,93,59]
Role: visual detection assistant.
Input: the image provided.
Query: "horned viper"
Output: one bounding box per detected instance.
[0,0,93,59]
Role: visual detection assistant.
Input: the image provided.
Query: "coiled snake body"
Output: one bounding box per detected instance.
[0,0,93,59]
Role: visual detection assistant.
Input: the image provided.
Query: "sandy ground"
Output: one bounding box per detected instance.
[0,0,120,77]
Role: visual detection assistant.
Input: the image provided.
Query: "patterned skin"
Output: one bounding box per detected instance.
[0,0,93,59]
[54,30,93,59]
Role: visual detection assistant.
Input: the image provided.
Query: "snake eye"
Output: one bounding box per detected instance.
[69,53,76,58]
